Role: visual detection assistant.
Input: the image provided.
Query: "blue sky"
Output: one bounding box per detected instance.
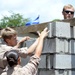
[0,0,75,23]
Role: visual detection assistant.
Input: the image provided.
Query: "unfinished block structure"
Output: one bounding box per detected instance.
[0,18,75,75]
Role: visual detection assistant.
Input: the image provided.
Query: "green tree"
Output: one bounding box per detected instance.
[51,19,61,22]
[0,12,29,28]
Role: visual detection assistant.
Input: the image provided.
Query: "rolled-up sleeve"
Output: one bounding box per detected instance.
[0,55,41,75]
[0,45,28,68]
[1,45,28,58]
[29,55,40,66]
[17,47,28,58]
[21,55,40,75]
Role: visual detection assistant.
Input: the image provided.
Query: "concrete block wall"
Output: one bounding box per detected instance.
[22,22,75,75]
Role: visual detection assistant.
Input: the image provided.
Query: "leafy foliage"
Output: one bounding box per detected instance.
[0,12,29,28]
[51,19,61,22]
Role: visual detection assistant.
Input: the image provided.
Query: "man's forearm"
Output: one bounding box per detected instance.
[35,37,44,57]
[27,38,39,55]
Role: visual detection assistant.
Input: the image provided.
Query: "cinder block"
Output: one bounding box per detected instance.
[68,39,75,54]
[71,55,75,69]
[47,54,54,69]
[17,37,26,47]
[73,26,75,38]
[70,26,75,39]
[38,69,75,75]
[25,38,36,47]
[70,26,74,38]
[54,54,75,69]
[38,55,46,68]
[71,70,75,75]
[55,70,75,75]
[17,37,36,47]
[43,38,68,53]
[54,54,71,69]
[47,23,52,37]
[38,54,53,69]
[48,22,71,38]
[38,69,54,75]
[38,54,54,69]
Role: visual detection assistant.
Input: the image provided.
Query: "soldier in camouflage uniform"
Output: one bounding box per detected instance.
[0,27,39,74]
[1,27,49,75]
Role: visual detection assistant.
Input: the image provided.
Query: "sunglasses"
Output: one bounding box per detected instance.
[64,10,74,14]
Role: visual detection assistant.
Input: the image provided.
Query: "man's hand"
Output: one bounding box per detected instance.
[40,27,49,39]
[19,36,30,43]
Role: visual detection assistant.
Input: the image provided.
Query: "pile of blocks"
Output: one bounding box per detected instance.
[25,21,75,75]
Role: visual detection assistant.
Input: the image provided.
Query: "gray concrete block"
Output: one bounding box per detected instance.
[68,39,75,54]
[38,69,54,75]
[54,54,75,69]
[43,38,68,53]
[38,69,75,75]
[70,26,75,39]
[38,55,46,68]
[25,38,36,47]
[70,26,74,38]
[47,54,54,69]
[47,23,52,37]
[71,70,75,75]
[17,37,36,47]
[71,55,75,69]
[38,54,53,69]
[38,54,54,69]
[73,26,75,38]
[55,70,75,75]
[17,37,26,47]
[48,22,71,38]
[54,54,71,69]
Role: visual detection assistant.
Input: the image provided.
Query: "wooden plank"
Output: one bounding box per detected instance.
[14,22,50,35]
